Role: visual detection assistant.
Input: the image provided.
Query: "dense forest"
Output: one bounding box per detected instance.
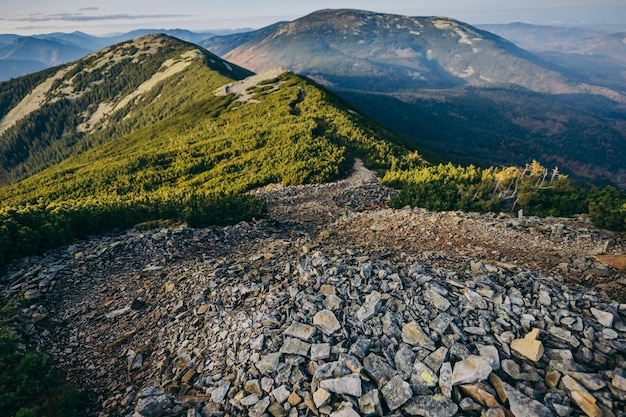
[382,161,626,231]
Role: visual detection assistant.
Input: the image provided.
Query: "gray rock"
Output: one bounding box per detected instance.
[363,353,397,389]
[423,346,448,373]
[478,345,500,371]
[424,288,451,311]
[410,360,438,390]
[464,289,488,309]
[394,345,416,380]
[134,388,173,417]
[240,394,260,406]
[250,334,265,350]
[538,291,552,306]
[249,396,271,417]
[382,312,403,340]
[439,362,453,397]
[459,397,482,412]
[449,342,471,360]
[429,312,453,335]
[319,373,362,397]
[349,338,372,360]
[548,326,572,343]
[255,352,282,375]
[280,337,311,356]
[272,385,291,404]
[284,321,315,341]
[313,309,341,335]
[324,294,342,310]
[210,380,231,403]
[590,307,614,327]
[502,382,554,417]
[313,360,352,388]
[612,368,626,391]
[311,343,331,361]
[381,375,413,410]
[464,326,487,336]
[359,389,383,416]
[602,328,618,339]
[330,406,361,417]
[356,291,382,323]
[105,305,131,319]
[402,394,459,417]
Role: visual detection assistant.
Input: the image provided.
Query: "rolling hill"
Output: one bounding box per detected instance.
[202,9,626,187]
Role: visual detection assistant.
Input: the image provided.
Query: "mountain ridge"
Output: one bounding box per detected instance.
[0,34,254,185]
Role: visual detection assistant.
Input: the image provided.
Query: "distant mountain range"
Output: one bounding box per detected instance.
[479,23,626,92]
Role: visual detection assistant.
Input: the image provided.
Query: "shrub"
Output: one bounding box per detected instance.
[0,329,84,417]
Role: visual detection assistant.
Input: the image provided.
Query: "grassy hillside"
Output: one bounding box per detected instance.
[0,34,253,186]
[0,64,417,265]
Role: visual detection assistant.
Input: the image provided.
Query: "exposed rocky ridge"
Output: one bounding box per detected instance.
[1,161,625,417]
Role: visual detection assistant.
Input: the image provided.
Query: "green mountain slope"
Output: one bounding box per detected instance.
[0,35,417,264]
[0,34,253,186]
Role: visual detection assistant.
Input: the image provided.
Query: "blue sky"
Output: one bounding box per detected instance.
[1,0,625,35]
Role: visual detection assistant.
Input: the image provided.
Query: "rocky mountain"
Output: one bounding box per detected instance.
[203,9,626,187]
[0,34,253,186]
[215,9,621,99]
[2,160,625,417]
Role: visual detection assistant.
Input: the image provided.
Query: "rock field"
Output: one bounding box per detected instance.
[1,160,625,417]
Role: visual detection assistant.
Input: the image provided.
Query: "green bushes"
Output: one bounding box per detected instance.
[0,191,266,265]
[588,187,626,231]
[0,329,84,417]
[383,161,626,231]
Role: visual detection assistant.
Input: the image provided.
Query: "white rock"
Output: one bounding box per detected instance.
[590,308,613,327]
[451,355,492,386]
